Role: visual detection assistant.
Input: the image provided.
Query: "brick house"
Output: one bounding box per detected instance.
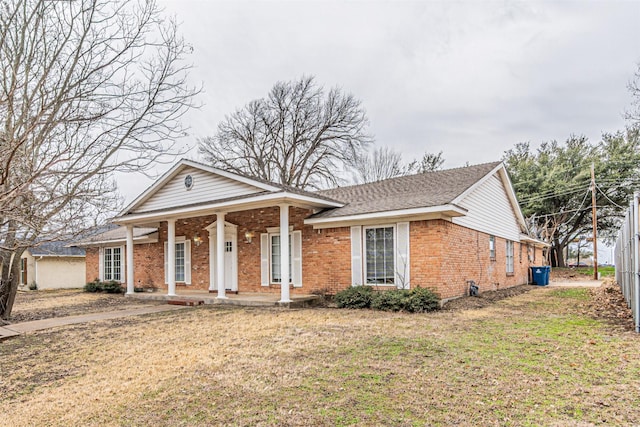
[80,159,547,302]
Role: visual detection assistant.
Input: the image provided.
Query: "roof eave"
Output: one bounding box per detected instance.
[304,204,468,228]
[114,191,344,225]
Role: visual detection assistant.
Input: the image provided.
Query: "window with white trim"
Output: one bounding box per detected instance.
[489,235,496,260]
[103,247,122,282]
[365,226,395,285]
[270,234,292,283]
[164,237,191,284]
[506,240,514,274]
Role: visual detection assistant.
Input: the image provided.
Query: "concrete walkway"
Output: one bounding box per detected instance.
[548,279,603,288]
[0,304,189,341]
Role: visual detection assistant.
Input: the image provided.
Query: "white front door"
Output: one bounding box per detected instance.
[208,223,238,291]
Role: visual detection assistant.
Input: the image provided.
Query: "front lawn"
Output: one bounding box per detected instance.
[1,286,638,426]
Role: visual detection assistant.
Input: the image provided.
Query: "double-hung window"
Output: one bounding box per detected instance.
[103,247,122,282]
[506,240,514,274]
[489,235,496,260]
[270,234,292,283]
[164,237,191,284]
[365,226,395,285]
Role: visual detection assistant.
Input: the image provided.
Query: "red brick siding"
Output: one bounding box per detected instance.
[86,212,544,300]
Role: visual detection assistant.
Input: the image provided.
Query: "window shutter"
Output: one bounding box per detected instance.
[396,222,410,289]
[164,242,168,284]
[292,230,302,287]
[350,226,363,286]
[120,245,126,284]
[260,233,269,286]
[185,240,192,285]
[98,247,104,281]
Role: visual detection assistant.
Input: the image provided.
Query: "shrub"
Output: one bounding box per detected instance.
[334,285,374,309]
[28,281,38,291]
[84,279,102,293]
[101,280,124,294]
[406,286,440,313]
[371,289,409,312]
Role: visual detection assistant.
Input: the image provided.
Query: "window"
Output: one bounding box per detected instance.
[103,247,122,282]
[20,258,27,285]
[489,235,496,260]
[270,234,292,283]
[506,241,514,274]
[365,226,395,285]
[164,238,191,284]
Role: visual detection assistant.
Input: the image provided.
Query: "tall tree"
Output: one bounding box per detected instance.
[198,76,372,190]
[352,148,445,184]
[503,131,640,267]
[0,0,198,320]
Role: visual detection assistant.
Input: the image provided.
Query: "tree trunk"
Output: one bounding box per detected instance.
[551,242,566,268]
[0,248,23,321]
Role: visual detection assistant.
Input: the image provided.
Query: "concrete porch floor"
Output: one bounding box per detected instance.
[125,289,323,308]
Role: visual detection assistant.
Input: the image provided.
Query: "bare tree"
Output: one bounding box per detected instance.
[353,147,445,184]
[0,0,198,320]
[198,76,372,190]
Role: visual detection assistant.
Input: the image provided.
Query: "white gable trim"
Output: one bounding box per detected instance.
[451,163,528,233]
[120,159,283,216]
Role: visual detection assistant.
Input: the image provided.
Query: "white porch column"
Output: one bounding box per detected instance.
[216,212,227,299]
[279,204,291,303]
[125,225,135,295]
[167,218,177,296]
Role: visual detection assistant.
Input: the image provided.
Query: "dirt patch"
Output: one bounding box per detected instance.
[442,284,535,310]
[9,289,161,323]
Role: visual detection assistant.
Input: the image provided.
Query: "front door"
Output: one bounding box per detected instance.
[208,223,238,291]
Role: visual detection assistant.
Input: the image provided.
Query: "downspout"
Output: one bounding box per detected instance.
[634,192,640,333]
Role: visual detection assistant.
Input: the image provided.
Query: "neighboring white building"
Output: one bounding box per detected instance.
[20,242,86,290]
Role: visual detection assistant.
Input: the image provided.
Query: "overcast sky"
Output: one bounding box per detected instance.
[119,0,640,203]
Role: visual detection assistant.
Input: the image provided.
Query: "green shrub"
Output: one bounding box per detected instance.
[335,285,374,309]
[28,281,38,291]
[406,286,440,312]
[84,279,102,293]
[101,280,124,294]
[371,289,409,312]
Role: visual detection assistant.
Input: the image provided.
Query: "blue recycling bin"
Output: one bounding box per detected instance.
[530,266,550,286]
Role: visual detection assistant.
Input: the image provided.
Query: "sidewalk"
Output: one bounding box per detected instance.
[548,279,602,288]
[0,304,189,341]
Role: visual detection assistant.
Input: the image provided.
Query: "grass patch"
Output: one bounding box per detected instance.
[1,287,639,426]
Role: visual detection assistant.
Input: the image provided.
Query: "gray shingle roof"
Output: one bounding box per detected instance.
[30,241,85,257]
[312,161,502,219]
[75,225,158,245]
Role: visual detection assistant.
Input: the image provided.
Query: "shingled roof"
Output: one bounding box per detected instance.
[312,161,502,219]
[29,241,85,257]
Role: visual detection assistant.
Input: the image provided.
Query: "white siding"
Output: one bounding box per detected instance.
[453,174,521,241]
[134,167,264,213]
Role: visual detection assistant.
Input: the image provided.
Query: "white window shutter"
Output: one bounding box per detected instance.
[120,245,126,284]
[185,240,192,285]
[292,230,302,287]
[396,222,410,289]
[164,242,168,284]
[98,247,104,281]
[350,226,363,286]
[260,233,269,286]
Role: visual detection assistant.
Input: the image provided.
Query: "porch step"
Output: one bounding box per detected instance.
[167,299,204,306]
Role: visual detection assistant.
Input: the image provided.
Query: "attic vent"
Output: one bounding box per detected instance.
[184,174,194,190]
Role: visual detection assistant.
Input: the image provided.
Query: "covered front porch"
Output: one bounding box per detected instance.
[125,289,323,308]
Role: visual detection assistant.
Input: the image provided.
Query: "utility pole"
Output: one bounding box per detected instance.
[591,163,598,280]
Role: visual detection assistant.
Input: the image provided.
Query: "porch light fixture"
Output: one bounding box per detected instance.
[193,233,203,247]
[244,231,254,243]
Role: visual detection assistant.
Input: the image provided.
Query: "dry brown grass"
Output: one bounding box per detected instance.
[10,289,161,322]
[2,287,639,426]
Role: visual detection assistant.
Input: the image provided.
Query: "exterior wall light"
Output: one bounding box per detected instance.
[193,233,203,247]
[244,231,254,243]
